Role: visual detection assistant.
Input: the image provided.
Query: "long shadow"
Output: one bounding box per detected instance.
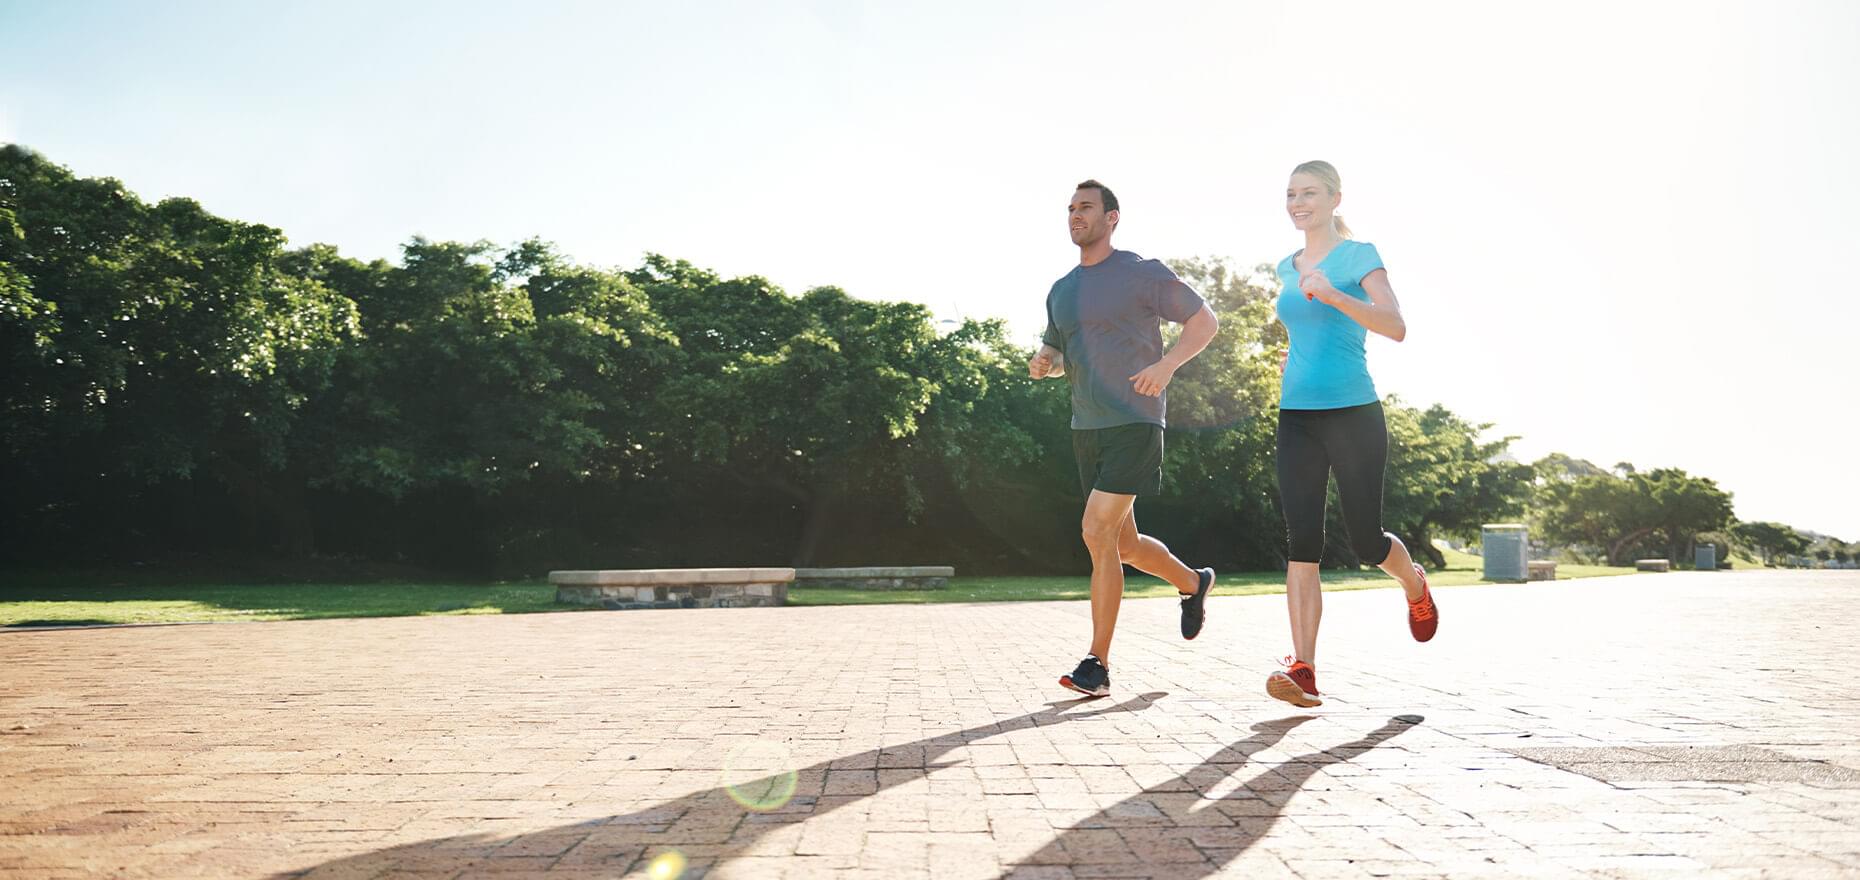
[272,691,1168,878]
[2,619,121,629]
[1000,714,1422,878]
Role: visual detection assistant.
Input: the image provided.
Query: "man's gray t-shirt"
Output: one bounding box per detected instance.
[1042,250,1207,430]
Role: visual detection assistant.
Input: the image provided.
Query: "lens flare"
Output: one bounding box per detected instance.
[721,740,799,812]
[647,850,686,880]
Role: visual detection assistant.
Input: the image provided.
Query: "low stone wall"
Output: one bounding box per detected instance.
[550,568,794,609]
[793,566,954,591]
[1528,560,1558,581]
[1636,559,1672,573]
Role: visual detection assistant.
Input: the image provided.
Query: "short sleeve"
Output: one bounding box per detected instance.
[1147,262,1206,323]
[1042,294,1063,350]
[1350,242,1384,285]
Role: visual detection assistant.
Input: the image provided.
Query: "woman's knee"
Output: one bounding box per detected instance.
[1288,528,1325,564]
[1353,531,1394,567]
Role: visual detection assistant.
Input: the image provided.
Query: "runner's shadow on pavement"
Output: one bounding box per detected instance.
[272,691,1170,878]
[2,619,121,629]
[999,713,1423,878]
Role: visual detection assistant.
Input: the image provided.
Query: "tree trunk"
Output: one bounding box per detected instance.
[213,458,316,558]
[275,477,315,558]
[1607,527,1656,566]
[790,489,832,568]
[1404,523,1446,569]
[724,469,820,568]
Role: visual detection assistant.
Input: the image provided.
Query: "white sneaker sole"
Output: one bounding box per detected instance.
[1059,676,1110,698]
[1267,672,1322,708]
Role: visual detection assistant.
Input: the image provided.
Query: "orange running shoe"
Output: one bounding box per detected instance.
[1267,657,1321,708]
[1408,563,1439,642]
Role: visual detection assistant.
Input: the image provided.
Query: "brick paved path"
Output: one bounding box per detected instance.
[3,570,1858,878]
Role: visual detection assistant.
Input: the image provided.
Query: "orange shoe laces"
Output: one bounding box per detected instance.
[1408,588,1436,621]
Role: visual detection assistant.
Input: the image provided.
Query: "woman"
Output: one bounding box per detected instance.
[1266,160,1437,709]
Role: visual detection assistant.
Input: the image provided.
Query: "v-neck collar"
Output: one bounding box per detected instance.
[1291,240,1348,277]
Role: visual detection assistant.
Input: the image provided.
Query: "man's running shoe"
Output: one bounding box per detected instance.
[1059,654,1110,697]
[1180,567,1215,640]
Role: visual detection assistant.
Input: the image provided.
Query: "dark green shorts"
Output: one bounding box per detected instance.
[1073,423,1164,498]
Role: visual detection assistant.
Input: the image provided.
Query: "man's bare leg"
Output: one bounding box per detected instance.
[1116,509,1197,593]
[1081,489,1137,664]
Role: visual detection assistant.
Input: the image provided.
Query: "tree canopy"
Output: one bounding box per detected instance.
[1,146,1787,575]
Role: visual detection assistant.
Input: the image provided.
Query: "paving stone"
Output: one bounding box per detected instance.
[1,570,1856,877]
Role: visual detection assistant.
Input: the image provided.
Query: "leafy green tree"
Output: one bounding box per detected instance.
[268,239,684,567]
[496,241,679,485]
[1640,467,1736,562]
[629,257,1011,565]
[1155,258,1284,565]
[1731,521,1810,565]
[1533,464,1734,565]
[0,145,1781,577]
[292,238,673,497]
[0,173,57,457]
[1535,452,1610,481]
[1802,535,1851,566]
[1533,473,1658,564]
[894,315,1071,568]
[1381,401,1535,568]
[0,145,359,555]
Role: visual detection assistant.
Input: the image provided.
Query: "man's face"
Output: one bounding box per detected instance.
[1068,188,1116,247]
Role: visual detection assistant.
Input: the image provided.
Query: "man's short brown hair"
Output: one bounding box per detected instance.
[1075,179,1119,213]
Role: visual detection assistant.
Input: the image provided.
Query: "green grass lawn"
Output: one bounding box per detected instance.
[2,545,1650,627]
[0,576,562,627]
[788,545,1636,606]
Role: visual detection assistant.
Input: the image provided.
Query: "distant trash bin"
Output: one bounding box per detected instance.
[1695,544,1717,571]
[1482,524,1528,582]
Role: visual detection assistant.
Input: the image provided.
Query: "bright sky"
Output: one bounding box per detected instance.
[4,1,1857,539]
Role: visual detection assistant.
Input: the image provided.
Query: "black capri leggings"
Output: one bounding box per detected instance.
[1276,401,1393,566]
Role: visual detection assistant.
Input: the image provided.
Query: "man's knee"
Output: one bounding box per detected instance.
[1116,524,1141,558]
[1081,518,1122,555]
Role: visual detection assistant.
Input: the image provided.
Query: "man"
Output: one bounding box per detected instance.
[1030,179,1220,697]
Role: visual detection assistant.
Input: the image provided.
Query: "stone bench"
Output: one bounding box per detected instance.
[1528,560,1558,581]
[550,568,793,609]
[1636,559,1672,573]
[792,566,954,590]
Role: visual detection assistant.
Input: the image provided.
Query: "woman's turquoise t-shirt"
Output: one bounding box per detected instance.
[1275,240,1384,410]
